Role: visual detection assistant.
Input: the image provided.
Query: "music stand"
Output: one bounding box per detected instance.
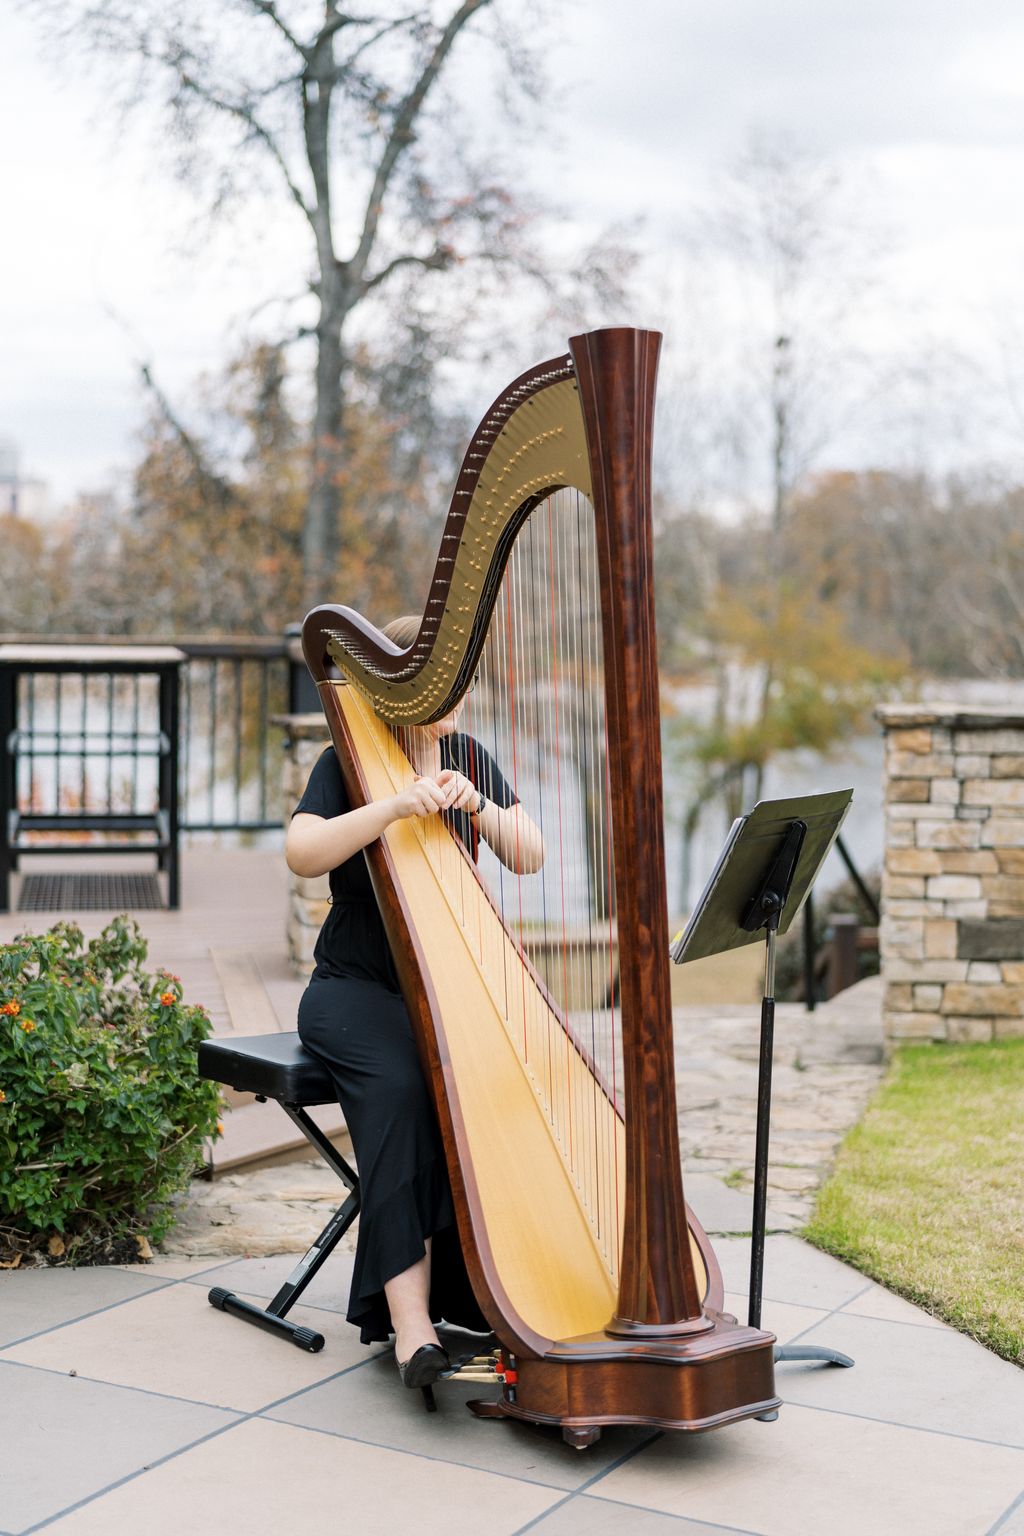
[672,791,856,1405]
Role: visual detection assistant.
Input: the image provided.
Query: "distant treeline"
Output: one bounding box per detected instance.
[654,468,1024,681]
[2,366,1021,686]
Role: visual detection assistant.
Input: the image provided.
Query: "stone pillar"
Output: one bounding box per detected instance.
[877,704,1024,1045]
[274,713,332,977]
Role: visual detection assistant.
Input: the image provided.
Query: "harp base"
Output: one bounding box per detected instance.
[465,1324,779,1444]
[604,1312,716,1340]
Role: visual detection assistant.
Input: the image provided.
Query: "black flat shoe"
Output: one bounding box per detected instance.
[397,1343,450,1390]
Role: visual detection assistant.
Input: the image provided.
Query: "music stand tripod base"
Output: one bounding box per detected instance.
[670,791,857,1408]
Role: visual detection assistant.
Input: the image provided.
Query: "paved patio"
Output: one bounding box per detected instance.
[4,848,1023,1533]
[2,1235,1023,1535]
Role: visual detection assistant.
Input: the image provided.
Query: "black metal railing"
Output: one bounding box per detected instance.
[0,631,313,837]
[801,833,881,1010]
[177,639,291,832]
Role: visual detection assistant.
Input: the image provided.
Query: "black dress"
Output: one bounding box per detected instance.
[293,735,518,1345]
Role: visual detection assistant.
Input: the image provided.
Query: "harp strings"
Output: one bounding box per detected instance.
[347,488,624,1276]
[469,487,622,1264]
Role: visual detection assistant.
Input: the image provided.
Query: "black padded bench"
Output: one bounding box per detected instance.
[197,1032,359,1353]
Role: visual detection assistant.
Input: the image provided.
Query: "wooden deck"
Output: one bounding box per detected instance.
[0,846,348,1175]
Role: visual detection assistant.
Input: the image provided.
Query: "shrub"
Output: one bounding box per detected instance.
[0,916,221,1264]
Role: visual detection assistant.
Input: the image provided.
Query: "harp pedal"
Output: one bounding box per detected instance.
[443,1349,518,1404]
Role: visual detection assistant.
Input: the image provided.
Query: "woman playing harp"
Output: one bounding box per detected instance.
[286,614,543,1392]
[300,328,779,1446]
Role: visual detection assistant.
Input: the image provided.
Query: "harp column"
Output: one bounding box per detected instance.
[571,327,711,1337]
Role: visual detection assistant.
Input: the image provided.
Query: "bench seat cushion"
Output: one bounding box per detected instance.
[198,1032,336,1105]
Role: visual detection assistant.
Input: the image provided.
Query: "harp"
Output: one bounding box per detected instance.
[302,327,779,1446]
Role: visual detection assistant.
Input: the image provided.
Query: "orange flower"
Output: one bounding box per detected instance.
[0,1000,20,1016]
[216,1121,225,1135]
[159,991,176,1007]
[20,1020,35,1032]
[0,1090,6,1104]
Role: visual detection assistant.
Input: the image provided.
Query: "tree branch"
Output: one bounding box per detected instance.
[176,67,314,227]
[350,0,493,281]
[245,0,309,59]
[338,13,419,71]
[361,246,452,292]
[137,363,234,509]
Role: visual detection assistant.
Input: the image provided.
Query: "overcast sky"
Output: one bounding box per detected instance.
[2,0,1023,503]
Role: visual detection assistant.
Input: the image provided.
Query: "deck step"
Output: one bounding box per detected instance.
[206,1096,351,1177]
[204,946,344,1172]
[210,947,283,1035]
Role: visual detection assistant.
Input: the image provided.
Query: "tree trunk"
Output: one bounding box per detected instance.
[303,293,346,611]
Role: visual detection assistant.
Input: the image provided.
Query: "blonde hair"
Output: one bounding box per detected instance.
[381,614,420,649]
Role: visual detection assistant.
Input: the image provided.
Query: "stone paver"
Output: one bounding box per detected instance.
[161,1161,362,1259]
[3,1235,1022,1536]
[10,850,1015,1535]
[0,1361,240,1533]
[0,1265,168,1348]
[3,1282,369,1413]
[590,1402,1024,1536]
[37,1416,564,1536]
[157,975,884,1259]
[673,976,884,1228]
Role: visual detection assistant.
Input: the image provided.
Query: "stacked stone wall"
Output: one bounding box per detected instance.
[878,704,1024,1044]
[275,714,332,976]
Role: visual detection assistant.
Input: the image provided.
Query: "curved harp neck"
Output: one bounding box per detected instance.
[302,352,590,723]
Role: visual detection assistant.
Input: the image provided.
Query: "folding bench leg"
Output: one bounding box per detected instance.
[208,1102,360,1352]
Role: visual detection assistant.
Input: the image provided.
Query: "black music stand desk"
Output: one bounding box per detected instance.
[672,790,855,1405]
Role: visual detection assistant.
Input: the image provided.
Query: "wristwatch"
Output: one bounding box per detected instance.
[473,792,487,819]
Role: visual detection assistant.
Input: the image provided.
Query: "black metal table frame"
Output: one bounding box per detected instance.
[0,647,183,911]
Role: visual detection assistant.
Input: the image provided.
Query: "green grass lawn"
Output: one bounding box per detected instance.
[804,1038,1024,1366]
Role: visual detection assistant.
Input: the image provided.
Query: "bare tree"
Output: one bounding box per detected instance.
[682,131,888,533]
[28,0,621,607]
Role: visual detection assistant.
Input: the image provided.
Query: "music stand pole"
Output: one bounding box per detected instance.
[670,789,858,1401]
[742,822,854,1398]
[748,905,780,1335]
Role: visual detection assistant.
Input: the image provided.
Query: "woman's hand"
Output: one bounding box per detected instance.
[433,767,546,874]
[390,777,449,821]
[286,779,447,877]
[435,769,480,813]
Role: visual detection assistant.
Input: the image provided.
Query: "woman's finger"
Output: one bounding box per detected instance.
[419,779,448,809]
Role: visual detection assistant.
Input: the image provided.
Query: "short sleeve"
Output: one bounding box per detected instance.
[292,747,350,820]
[449,734,519,809]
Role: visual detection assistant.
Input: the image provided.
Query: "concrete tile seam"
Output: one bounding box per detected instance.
[777,1396,1024,1454]
[258,1408,612,1494]
[0,1341,381,1418]
[11,1352,389,1535]
[17,1411,254,1536]
[789,1289,1014,1350]
[508,1432,662,1536]
[581,1494,772,1536]
[985,1486,1024,1536]
[0,1276,178,1351]
[758,1277,878,1351]
[834,1303,956,1333]
[127,1257,239,1282]
[701,1229,792,1239]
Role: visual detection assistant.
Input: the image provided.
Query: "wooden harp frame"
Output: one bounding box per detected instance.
[302,327,779,1442]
